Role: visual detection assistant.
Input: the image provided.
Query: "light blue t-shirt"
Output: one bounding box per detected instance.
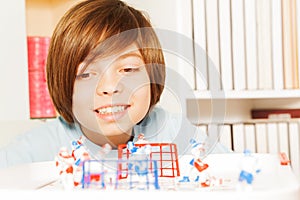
[0,107,229,169]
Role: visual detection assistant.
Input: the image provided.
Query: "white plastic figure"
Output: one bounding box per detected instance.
[190,139,210,187]
[72,138,89,167]
[127,141,152,189]
[101,143,112,156]
[179,139,210,187]
[56,137,114,189]
[237,149,261,191]
[55,147,75,189]
[135,133,149,144]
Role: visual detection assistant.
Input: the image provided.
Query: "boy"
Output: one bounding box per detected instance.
[0,0,228,169]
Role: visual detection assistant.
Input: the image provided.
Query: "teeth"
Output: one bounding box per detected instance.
[97,106,126,114]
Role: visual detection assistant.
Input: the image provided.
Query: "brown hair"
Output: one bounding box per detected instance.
[47,0,165,123]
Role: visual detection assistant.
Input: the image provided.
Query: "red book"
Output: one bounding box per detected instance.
[251,109,300,119]
[27,36,56,119]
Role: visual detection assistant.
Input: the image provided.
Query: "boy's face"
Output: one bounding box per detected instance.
[73,44,151,139]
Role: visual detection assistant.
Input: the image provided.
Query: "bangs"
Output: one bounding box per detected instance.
[83,28,142,68]
[80,3,150,70]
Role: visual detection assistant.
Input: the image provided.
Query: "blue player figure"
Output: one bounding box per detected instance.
[237,149,261,191]
[126,139,152,189]
[127,141,151,175]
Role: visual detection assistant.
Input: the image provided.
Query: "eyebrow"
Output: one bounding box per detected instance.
[77,51,144,75]
[116,51,144,62]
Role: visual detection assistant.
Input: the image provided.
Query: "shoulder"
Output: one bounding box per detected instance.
[146,106,183,122]
[0,117,80,168]
[23,117,69,136]
[7,116,80,149]
[134,106,195,141]
[139,106,183,129]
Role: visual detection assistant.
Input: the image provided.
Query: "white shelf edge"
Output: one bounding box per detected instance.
[191,89,300,99]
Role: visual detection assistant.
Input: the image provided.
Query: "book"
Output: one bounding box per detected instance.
[244,0,258,90]
[255,123,268,153]
[244,123,256,152]
[297,0,300,89]
[271,0,284,90]
[218,124,233,151]
[232,123,245,153]
[256,0,273,90]
[282,0,299,89]
[196,124,208,136]
[266,122,279,153]
[205,123,221,152]
[291,0,299,89]
[193,124,208,146]
[288,122,300,176]
[277,122,289,157]
[231,0,246,90]
[218,0,233,90]
[251,109,300,119]
[27,36,56,119]
[205,0,221,90]
[193,0,208,90]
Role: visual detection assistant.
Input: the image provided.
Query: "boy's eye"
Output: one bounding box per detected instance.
[76,73,92,80]
[120,67,140,73]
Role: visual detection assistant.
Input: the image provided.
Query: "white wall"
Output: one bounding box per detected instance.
[0,0,29,120]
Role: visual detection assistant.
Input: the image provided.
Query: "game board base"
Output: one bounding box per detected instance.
[0,153,299,200]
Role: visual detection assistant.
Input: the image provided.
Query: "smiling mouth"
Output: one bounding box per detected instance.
[94,105,130,115]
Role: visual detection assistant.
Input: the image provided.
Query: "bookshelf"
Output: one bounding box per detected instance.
[187,96,300,124]
[193,90,300,99]
[188,0,300,124]
[26,0,78,37]
[189,0,300,176]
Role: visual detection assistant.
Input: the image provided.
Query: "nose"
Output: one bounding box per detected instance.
[101,90,119,95]
[96,72,123,96]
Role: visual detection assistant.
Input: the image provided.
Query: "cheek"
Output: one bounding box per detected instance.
[130,84,151,113]
[72,82,95,110]
[134,83,151,100]
[72,81,99,130]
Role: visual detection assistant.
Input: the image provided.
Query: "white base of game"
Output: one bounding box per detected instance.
[0,153,299,200]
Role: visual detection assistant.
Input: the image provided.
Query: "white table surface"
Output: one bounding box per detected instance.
[0,153,299,200]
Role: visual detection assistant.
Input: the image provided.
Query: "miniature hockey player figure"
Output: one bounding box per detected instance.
[127,141,152,189]
[55,147,75,189]
[189,139,210,187]
[55,138,90,188]
[127,141,151,171]
[179,139,210,187]
[71,138,112,188]
[237,149,261,191]
[135,133,149,144]
[71,137,89,167]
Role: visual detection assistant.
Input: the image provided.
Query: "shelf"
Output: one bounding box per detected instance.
[26,0,80,36]
[192,89,300,99]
